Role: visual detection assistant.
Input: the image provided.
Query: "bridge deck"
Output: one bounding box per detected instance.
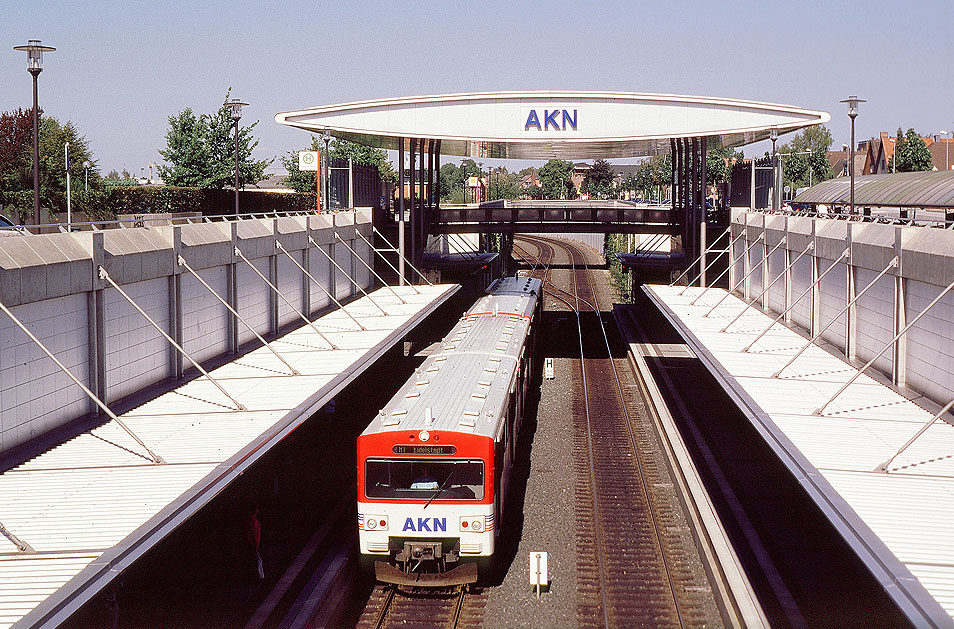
[645,284,954,626]
[0,283,458,629]
[435,200,673,234]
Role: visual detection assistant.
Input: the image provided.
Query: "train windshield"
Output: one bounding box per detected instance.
[364,459,484,500]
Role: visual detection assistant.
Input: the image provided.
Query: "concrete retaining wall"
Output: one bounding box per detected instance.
[728,210,954,408]
[0,211,373,457]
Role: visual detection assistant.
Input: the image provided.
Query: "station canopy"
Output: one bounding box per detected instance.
[795,171,954,209]
[275,91,830,160]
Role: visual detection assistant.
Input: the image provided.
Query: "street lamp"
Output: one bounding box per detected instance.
[842,144,849,176]
[840,96,865,217]
[83,160,90,194]
[13,40,55,226]
[226,98,248,215]
[322,129,331,211]
[770,127,779,210]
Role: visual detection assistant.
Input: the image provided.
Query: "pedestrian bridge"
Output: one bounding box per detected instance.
[433,200,673,234]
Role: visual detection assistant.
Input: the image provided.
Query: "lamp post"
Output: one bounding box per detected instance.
[840,96,865,216]
[226,98,248,215]
[842,144,849,176]
[83,160,90,194]
[65,143,71,225]
[770,127,779,211]
[322,130,331,211]
[14,40,55,226]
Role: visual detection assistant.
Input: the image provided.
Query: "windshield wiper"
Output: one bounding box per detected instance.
[423,469,455,510]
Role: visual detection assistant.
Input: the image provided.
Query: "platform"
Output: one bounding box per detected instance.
[0,283,458,629]
[645,284,954,626]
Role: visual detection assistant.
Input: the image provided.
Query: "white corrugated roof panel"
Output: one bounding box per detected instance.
[646,284,954,625]
[0,283,458,629]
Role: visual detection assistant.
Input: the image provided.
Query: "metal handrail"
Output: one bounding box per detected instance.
[352,228,421,295]
[702,236,785,316]
[372,226,433,285]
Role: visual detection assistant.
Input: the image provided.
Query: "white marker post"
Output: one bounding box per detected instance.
[530,551,548,599]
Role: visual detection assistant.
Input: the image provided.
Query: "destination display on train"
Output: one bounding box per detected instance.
[392,445,457,455]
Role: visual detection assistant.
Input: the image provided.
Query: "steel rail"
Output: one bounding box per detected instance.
[532,236,685,627]
[515,236,610,628]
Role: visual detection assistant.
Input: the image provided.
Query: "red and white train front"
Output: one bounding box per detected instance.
[357,429,496,570]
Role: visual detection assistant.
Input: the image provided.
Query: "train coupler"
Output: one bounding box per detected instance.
[375,561,477,587]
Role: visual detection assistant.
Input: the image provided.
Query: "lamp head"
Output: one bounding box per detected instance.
[769,127,778,142]
[840,96,865,119]
[14,40,55,73]
[226,98,248,122]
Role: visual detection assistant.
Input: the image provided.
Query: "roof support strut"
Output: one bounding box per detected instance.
[814,274,954,415]
[308,235,389,316]
[99,266,247,412]
[177,255,300,375]
[720,241,815,332]
[743,248,854,353]
[232,247,338,350]
[334,232,406,304]
[351,228,422,294]
[372,225,433,286]
[0,295,166,463]
[274,241,367,330]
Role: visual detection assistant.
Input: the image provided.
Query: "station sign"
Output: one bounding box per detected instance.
[522,107,579,132]
[298,151,319,171]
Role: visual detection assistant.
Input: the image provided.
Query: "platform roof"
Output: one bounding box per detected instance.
[0,283,458,629]
[275,91,830,160]
[795,171,954,209]
[645,284,954,626]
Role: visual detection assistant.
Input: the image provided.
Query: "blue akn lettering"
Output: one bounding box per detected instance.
[524,109,578,131]
[402,517,447,532]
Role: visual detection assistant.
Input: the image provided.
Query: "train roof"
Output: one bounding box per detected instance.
[361,276,541,441]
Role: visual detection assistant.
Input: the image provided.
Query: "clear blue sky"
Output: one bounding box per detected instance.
[3,0,952,175]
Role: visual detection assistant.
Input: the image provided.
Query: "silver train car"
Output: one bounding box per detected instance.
[357,276,542,585]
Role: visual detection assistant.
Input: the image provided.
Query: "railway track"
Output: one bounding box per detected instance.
[356,582,487,628]
[515,236,720,628]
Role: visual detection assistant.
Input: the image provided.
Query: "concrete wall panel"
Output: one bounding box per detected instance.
[818,261,847,351]
[277,251,304,328]
[237,257,271,347]
[181,266,229,364]
[104,278,170,402]
[0,294,89,451]
[854,268,895,375]
[905,280,954,403]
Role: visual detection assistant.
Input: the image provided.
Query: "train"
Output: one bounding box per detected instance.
[357,276,542,585]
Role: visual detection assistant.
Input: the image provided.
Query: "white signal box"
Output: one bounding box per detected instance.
[544,358,554,380]
[298,151,319,172]
[530,551,548,595]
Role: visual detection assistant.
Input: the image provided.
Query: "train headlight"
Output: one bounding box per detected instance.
[366,518,377,530]
[461,516,483,532]
[471,519,483,532]
[365,515,387,531]
[419,430,430,442]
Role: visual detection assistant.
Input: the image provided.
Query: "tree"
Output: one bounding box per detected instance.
[706,146,745,185]
[539,159,576,199]
[583,158,614,198]
[438,159,481,202]
[158,89,271,189]
[777,124,834,192]
[890,127,933,172]
[0,109,102,222]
